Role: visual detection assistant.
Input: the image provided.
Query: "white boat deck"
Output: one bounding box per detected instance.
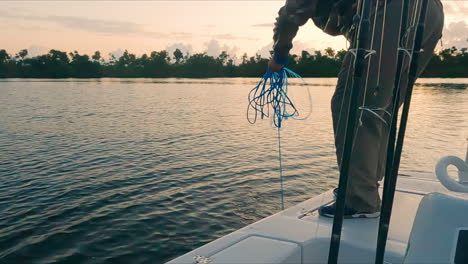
[169,175,468,264]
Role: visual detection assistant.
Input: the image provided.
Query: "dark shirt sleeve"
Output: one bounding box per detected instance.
[272,0,316,63]
[272,0,357,64]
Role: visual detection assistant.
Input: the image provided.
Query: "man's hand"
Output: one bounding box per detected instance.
[268,58,284,72]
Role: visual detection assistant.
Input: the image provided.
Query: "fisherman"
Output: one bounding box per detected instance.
[268,0,444,218]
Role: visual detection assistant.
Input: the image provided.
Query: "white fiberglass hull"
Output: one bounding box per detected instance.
[168,174,468,264]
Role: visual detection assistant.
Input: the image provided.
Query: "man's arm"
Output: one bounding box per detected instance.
[270,0,355,71]
[272,0,317,65]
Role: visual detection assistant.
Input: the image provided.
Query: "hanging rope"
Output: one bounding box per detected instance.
[247,67,307,210]
[247,68,303,128]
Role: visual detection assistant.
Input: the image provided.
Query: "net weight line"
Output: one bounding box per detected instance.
[247,68,305,210]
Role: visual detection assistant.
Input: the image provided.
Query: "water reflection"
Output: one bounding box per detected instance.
[0,78,466,263]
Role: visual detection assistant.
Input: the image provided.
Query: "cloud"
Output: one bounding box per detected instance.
[0,9,192,40]
[442,21,468,49]
[109,48,125,59]
[211,34,241,40]
[443,2,468,19]
[26,45,50,57]
[162,40,240,62]
[252,23,274,28]
[203,39,239,57]
[0,10,139,34]
[256,42,274,58]
[41,15,143,34]
[290,41,316,55]
[165,43,193,57]
[203,33,258,41]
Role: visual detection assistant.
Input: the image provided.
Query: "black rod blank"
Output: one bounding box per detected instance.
[327,0,373,263]
[374,0,430,263]
[374,0,410,262]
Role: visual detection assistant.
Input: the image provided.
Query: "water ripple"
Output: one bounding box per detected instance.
[0,78,466,263]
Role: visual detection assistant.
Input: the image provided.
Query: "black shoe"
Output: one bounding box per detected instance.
[318,203,380,219]
[333,188,338,199]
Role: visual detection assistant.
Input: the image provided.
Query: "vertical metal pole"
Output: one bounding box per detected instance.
[327,0,372,263]
[374,0,429,263]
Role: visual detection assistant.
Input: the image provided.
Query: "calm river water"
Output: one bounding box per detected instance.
[0,78,466,263]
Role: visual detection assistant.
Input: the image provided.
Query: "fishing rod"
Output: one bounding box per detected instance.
[374,0,411,261]
[374,0,430,263]
[327,0,373,262]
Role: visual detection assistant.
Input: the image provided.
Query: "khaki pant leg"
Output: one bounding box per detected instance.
[331,0,444,212]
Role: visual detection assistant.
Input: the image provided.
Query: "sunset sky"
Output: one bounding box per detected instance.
[1,1,467,59]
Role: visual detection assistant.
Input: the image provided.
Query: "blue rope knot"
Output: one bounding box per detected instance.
[247,67,302,128]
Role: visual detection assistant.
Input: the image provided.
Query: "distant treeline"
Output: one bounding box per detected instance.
[0,47,466,78]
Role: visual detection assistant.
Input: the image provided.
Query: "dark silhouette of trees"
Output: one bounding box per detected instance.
[17,49,28,60]
[0,47,466,78]
[173,48,184,64]
[422,46,468,78]
[236,53,269,77]
[0,49,9,63]
[0,49,10,77]
[149,50,171,77]
[69,51,101,78]
[24,49,71,78]
[92,51,101,62]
